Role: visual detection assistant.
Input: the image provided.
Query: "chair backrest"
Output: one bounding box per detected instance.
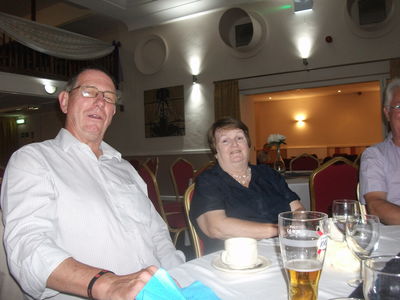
[128,158,140,170]
[309,156,359,215]
[144,157,159,177]
[183,183,204,258]
[170,158,195,201]
[193,161,215,181]
[137,163,166,221]
[290,153,320,171]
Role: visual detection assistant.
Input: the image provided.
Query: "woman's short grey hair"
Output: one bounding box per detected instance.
[384,78,400,107]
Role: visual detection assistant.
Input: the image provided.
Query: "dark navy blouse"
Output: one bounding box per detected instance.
[189,163,299,254]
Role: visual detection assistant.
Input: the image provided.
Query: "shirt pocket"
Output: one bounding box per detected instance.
[108,181,152,232]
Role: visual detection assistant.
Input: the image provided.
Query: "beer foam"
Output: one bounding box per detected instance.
[286,259,322,272]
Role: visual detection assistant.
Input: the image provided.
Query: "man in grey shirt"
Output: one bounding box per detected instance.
[360,78,400,225]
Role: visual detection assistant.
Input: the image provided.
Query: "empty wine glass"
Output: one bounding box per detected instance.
[345,214,380,287]
[332,199,360,241]
[363,255,400,300]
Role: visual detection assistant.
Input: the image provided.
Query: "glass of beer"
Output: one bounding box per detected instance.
[278,211,329,300]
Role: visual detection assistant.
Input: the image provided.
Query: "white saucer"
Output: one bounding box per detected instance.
[212,255,271,273]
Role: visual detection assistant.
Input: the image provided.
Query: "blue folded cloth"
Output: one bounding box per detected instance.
[136,268,220,300]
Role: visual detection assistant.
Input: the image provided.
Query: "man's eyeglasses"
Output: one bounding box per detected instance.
[68,85,121,105]
[389,105,400,111]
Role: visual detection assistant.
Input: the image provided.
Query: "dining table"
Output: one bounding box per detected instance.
[169,224,400,300]
[285,171,311,210]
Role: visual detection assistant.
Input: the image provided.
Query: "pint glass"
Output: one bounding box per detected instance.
[278,211,329,300]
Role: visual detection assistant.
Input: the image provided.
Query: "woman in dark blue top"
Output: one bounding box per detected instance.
[190,118,304,254]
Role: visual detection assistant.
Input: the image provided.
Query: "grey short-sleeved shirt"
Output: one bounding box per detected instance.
[360,133,400,205]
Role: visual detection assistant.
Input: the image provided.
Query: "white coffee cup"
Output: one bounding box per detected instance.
[220,237,258,269]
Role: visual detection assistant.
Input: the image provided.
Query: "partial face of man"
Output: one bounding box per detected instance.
[384,87,400,142]
[59,70,116,146]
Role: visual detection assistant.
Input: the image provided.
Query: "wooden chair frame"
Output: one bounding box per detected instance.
[183,183,203,258]
[170,157,195,201]
[289,153,320,171]
[309,156,358,213]
[193,160,215,181]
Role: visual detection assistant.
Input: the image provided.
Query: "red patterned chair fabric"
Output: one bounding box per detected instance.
[137,164,186,245]
[128,158,140,170]
[170,158,195,201]
[309,156,359,215]
[290,153,320,171]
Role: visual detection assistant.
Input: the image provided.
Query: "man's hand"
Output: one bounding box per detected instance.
[95,266,158,300]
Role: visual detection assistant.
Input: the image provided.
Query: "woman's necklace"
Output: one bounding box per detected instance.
[230,167,251,186]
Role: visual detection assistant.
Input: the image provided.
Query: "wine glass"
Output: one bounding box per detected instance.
[332,199,360,241]
[345,214,380,287]
[363,255,400,300]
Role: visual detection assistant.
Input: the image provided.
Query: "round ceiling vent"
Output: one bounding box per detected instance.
[345,0,398,38]
[218,7,267,58]
[134,35,168,74]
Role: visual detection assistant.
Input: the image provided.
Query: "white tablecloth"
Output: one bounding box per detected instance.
[169,225,400,300]
[286,176,310,210]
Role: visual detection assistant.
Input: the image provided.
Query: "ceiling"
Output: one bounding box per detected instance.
[0,0,383,115]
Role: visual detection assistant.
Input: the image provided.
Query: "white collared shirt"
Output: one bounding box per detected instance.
[1,129,184,300]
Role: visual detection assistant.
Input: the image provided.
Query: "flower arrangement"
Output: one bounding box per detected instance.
[267,134,286,147]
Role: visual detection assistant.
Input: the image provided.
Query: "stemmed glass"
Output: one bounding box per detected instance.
[345,214,380,287]
[332,199,360,241]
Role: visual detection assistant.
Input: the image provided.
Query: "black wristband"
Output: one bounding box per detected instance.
[87,270,114,300]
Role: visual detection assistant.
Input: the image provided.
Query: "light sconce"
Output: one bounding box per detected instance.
[302,58,309,66]
[295,114,306,127]
[293,0,313,13]
[44,84,57,94]
[16,118,26,125]
[192,75,199,85]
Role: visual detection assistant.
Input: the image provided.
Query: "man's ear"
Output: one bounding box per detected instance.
[58,91,69,114]
[383,106,390,122]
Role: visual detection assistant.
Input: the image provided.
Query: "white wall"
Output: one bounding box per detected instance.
[104,0,400,155]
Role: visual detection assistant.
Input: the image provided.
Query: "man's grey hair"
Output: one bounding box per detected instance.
[384,78,400,107]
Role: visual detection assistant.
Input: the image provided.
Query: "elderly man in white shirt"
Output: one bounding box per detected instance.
[0,67,184,300]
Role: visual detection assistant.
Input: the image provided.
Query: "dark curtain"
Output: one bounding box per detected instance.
[0,117,18,167]
[214,80,240,121]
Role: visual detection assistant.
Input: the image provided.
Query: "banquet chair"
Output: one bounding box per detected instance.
[289,153,320,171]
[170,158,195,201]
[184,183,204,258]
[137,164,187,245]
[309,156,359,215]
[128,158,140,170]
[193,161,215,181]
[144,157,159,177]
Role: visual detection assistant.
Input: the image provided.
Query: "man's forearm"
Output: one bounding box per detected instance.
[367,198,400,225]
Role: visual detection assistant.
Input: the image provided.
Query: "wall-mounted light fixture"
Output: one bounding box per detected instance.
[44,84,57,94]
[192,75,199,85]
[293,0,313,13]
[295,114,306,128]
[16,118,26,125]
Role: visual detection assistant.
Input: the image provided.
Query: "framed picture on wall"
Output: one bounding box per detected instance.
[144,85,185,138]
